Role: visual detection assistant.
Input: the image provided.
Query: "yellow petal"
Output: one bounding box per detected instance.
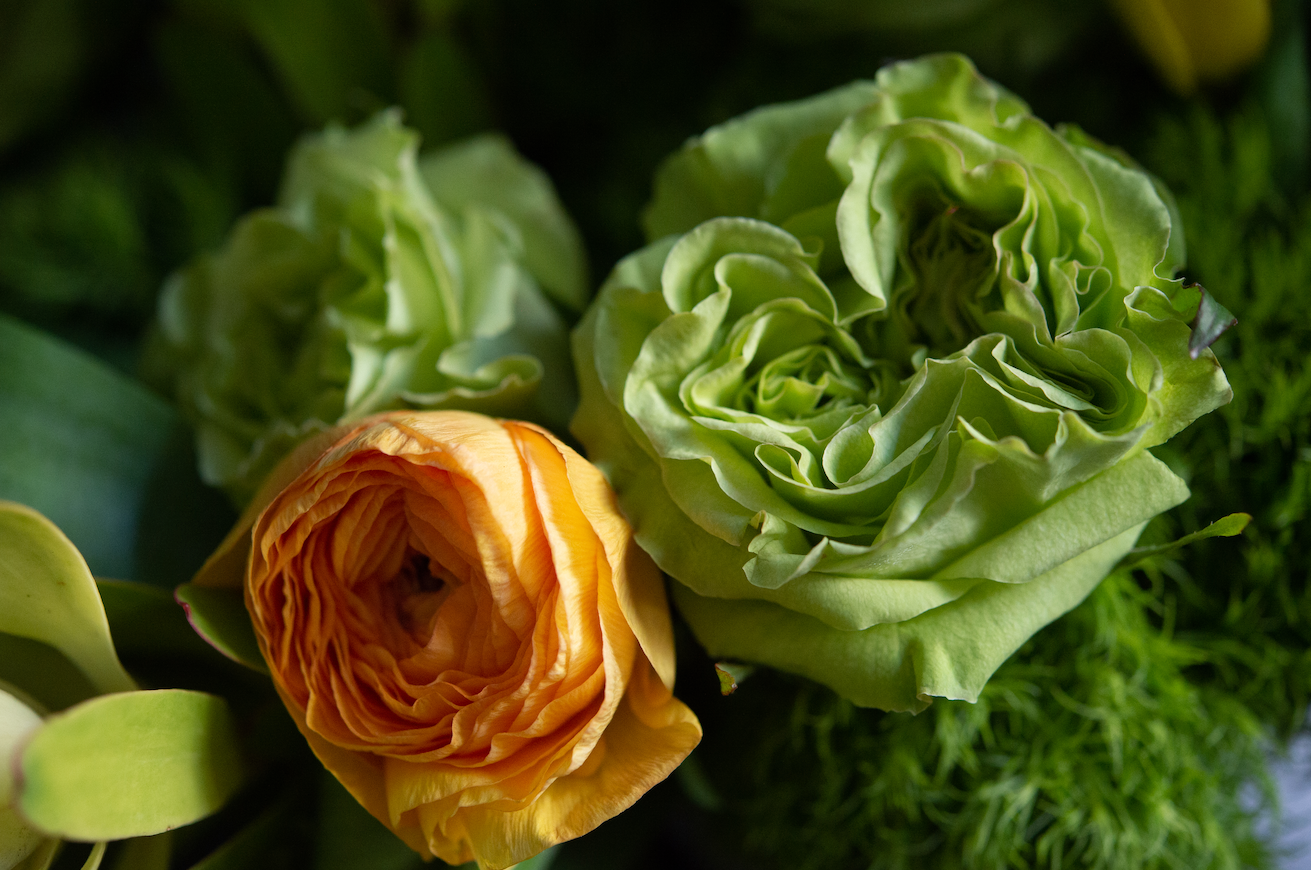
[520,422,679,691]
[454,653,702,870]
[1112,0,1272,93]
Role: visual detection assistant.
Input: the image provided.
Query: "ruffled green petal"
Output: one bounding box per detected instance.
[149,112,585,504]
[674,523,1142,712]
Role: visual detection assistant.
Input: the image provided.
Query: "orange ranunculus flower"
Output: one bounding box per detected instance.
[199,411,701,868]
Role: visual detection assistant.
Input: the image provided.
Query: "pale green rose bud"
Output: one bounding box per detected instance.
[148,111,587,505]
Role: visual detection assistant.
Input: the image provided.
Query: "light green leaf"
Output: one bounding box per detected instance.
[0,314,175,580]
[174,584,267,673]
[12,837,58,870]
[18,690,245,840]
[0,687,46,869]
[1117,512,1251,570]
[0,502,134,695]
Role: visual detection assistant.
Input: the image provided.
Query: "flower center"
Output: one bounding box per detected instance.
[900,202,998,355]
[738,345,872,421]
[388,550,456,643]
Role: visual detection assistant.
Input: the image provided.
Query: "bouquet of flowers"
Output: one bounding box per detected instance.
[1,2,1306,869]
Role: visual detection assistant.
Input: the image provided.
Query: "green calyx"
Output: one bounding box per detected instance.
[148,111,587,505]
[575,53,1233,711]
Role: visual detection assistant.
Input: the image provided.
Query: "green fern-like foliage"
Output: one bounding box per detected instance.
[696,573,1273,870]
[1140,105,1311,738]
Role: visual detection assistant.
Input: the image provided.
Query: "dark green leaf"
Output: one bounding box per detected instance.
[0,314,174,580]
[314,772,429,870]
[174,584,267,673]
[0,632,98,713]
[107,834,172,870]
[96,579,219,661]
[186,790,296,870]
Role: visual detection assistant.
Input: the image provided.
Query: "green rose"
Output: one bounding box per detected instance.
[149,111,587,504]
[572,54,1231,711]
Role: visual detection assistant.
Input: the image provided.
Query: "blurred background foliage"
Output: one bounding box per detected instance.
[1,0,1310,867]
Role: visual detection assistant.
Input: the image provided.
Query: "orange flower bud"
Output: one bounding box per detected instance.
[237,411,700,868]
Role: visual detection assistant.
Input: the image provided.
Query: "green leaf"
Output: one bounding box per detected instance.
[0,687,48,869]
[1188,285,1237,359]
[0,634,99,713]
[228,0,392,124]
[1117,512,1252,571]
[398,32,492,149]
[96,579,223,662]
[507,846,559,870]
[314,772,426,870]
[132,413,238,593]
[13,838,58,870]
[174,584,268,673]
[18,690,245,841]
[0,314,175,580]
[153,19,296,202]
[713,662,754,696]
[0,0,85,155]
[107,835,170,870]
[186,791,294,870]
[673,752,724,812]
[0,502,134,695]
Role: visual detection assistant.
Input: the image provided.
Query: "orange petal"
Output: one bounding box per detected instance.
[453,653,702,869]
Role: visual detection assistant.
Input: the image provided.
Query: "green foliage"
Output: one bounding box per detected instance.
[0,141,235,335]
[1140,103,1311,738]
[698,573,1274,870]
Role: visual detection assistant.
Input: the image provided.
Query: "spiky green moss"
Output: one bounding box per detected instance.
[695,572,1273,870]
[1138,104,1311,739]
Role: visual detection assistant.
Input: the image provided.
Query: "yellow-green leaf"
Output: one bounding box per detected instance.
[18,690,245,840]
[0,503,134,695]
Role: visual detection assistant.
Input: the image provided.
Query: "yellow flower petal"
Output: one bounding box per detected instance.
[1113,0,1272,93]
